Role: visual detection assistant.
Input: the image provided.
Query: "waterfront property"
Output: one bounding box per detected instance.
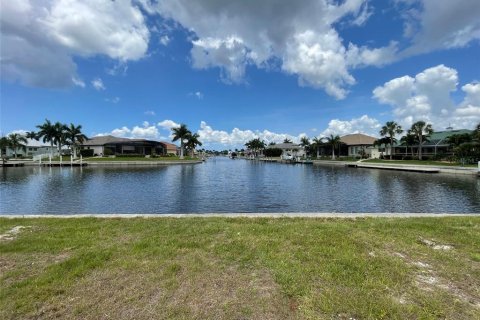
[340,133,377,158]
[265,142,305,159]
[81,135,176,156]
[4,145,58,158]
[391,129,473,158]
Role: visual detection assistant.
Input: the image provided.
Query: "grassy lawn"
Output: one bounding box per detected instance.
[85,156,200,162]
[364,159,478,167]
[1,217,479,319]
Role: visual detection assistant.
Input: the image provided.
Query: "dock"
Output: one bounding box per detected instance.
[347,163,440,173]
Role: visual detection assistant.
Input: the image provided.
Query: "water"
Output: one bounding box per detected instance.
[1,157,479,214]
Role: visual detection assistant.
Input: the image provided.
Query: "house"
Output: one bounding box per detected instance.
[3,145,58,158]
[81,135,172,156]
[162,142,179,155]
[392,129,473,158]
[266,143,305,159]
[340,134,377,157]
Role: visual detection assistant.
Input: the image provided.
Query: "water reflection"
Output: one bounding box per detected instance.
[0,158,479,214]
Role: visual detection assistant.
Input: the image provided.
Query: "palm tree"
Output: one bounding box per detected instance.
[25,131,38,140]
[171,124,191,159]
[300,136,310,157]
[380,121,403,160]
[245,138,266,158]
[410,121,433,160]
[283,138,292,143]
[36,119,57,157]
[326,134,341,160]
[400,132,417,158]
[65,123,88,159]
[311,137,324,158]
[53,122,67,157]
[7,133,28,158]
[185,132,202,157]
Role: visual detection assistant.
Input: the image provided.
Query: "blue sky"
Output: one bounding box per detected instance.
[1,0,479,149]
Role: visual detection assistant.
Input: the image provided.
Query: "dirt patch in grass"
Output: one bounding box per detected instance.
[0,226,30,241]
[24,252,294,320]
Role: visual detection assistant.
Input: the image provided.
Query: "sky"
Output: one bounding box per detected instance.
[1,0,479,150]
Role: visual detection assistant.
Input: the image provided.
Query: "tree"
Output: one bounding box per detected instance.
[36,119,58,158]
[379,121,403,160]
[7,133,28,159]
[400,132,417,158]
[185,132,202,157]
[410,121,433,160]
[300,136,311,157]
[25,131,38,140]
[472,122,480,141]
[171,124,191,159]
[0,136,9,164]
[53,122,67,157]
[311,137,324,158]
[283,138,292,143]
[65,123,88,159]
[326,134,341,160]
[245,138,266,158]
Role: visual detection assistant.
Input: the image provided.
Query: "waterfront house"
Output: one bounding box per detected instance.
[340,134,377,157]
[81,135,171,156]
[266,143,305,159]
[4,145,58,158]
[391,129,472,159]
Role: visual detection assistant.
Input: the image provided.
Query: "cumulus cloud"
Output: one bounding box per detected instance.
[98,121,161,140]
[373,65,480,129]
[157,120,180,131]
[144,110,156,116]
[197,121,305,146]
[321,115,381,137]
[148,0,397,99]
[1,0,149,87]
[92,78,106,91]
[398,0,480,56]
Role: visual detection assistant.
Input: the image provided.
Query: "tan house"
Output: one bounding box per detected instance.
[340,133,377,157]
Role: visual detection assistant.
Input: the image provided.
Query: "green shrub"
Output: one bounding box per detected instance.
[80,149,94,157]
[264,148,283,157]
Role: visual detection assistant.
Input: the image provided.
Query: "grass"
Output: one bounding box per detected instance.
[1,217,479,319]
[364,159,478,167]
[85,156,200,162]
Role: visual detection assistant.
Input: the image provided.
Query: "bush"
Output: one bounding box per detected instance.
[80,149,94,157]
[264,148,283,157]
[114,154,145,158]
[104,148,114,156]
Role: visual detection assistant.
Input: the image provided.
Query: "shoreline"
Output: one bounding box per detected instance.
[1,212,478,218]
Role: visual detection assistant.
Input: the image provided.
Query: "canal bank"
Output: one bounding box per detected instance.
[312,160,479,176]
[1,216,479,319]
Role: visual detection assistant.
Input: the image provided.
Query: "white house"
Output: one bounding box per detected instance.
[266,143,306,159]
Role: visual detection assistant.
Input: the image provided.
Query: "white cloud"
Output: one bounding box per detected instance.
[399,0,480,56]
[105,97,120,103]
[373,65,480,129]
[321,115,381,137]
[6,129,48,147]
[1,0,149,88]
[150,0,397,99]
[159,35,171,46]
[189,91,204,99]
[144,110,156,116]
[157,120,180,131]
[98,122,161,140]
[197,121,305,146]
[92,78,106,91]
[72,77,85,88]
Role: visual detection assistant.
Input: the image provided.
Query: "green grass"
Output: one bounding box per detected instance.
[1,217,479,319]
[85,156,200,162]
[364,159,478,167]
